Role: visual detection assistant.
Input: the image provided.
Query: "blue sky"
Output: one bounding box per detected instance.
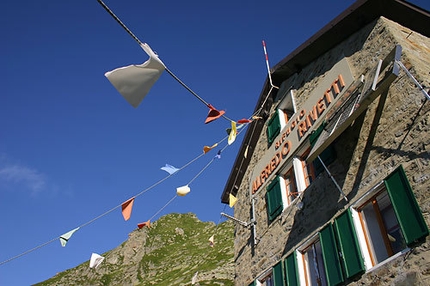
[1,0,429,285]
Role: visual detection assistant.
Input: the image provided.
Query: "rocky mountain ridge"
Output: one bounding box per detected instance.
[35,213,234,286]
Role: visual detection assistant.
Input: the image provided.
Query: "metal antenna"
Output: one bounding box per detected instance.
[262,40,279,90]
[221,212,250,228]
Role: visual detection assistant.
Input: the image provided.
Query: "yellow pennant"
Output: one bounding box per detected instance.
[229,193,238,208]
[228,121,237,145]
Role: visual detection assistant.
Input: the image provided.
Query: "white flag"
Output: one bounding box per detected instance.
[192,271,198,284]
[176,185,191,196]
[105,43,165,108]
[89,253,105,269]
[59,227,80,247]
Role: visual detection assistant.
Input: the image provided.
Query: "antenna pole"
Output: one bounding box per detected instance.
[221,212,250,228]
[262,40,279,89]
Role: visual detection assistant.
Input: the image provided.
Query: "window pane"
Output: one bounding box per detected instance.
[359,190,408,265]
[301,149,315,186]
[284,169,298,204]
[303,240,328,286]
[360,197,390,263]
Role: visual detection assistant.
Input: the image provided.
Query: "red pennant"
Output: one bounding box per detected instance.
[237,118,252,124]
[138,220,151,229]
[205,104,225,124]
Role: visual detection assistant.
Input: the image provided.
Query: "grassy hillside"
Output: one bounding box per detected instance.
[35,213,234,286]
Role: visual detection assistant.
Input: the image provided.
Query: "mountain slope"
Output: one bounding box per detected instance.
[35,213,234,286]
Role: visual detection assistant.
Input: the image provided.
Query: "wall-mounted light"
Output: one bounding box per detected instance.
[296,200,304,210]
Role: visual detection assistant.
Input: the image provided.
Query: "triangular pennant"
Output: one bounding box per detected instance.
[105,43,165,108]
[160,164,180,175]
[121,197,135,221]
[176,185,191,196]
[237,118,252,124]
[229,193,238,208]
[252,115,263,120]
[192,271,198,285]
[137,220,151,229]
[228,121,237,145]
[203,143,218,154]
[215,150,222,159]
[59,227,80,247]
[205,104,225,124]
[89,253,105,269]
[208,235,215,247]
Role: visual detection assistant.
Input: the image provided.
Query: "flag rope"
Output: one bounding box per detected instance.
[0,120,250,266]
[96,0,235,123]
[1,0,257,268]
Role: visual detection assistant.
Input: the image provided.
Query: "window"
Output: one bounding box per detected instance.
[283,168,298,205]
[352,166,429,268]
[254,261,285,286]
[259,273,274,286]
[266,109,289,146]
[301,149,315,186]
[296,210,365,286]
[266,176,284,222]
[292,149,315,191]
[265,169,300,222]
[299,237,329,286]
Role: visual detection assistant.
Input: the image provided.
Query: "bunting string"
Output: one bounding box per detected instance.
[0,237,59,266]
[0,121,248,266]
[148,195,178,222]
[97,0,235,122]
[1,0,263,268]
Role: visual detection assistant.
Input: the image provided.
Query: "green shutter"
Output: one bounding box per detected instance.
[334,209,365,279]
[273,260,286,286]
[284,252,299,286]
[266,176,283,221]
[248,280,256,286]
[313,144,336,175]
[384,166,429,246]
[267,110,281,145]
[320,225,344,286]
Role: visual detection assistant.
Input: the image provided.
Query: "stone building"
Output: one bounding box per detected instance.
[221,0,430,285]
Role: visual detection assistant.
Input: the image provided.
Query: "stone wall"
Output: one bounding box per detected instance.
[233,17,430,286]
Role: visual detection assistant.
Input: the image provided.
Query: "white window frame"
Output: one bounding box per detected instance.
[297,233,328,286]
[350,182,410,271]
[256,268,274,286]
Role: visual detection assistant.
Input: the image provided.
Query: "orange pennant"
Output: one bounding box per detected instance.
[138,220,151,229]
[205,104,225,124]
[203,143,218,154]
[121,197,135,221]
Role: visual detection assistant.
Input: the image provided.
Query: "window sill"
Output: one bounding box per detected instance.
[365,248,411,273]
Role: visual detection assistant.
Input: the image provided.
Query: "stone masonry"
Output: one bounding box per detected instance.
[232,16,430,286]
